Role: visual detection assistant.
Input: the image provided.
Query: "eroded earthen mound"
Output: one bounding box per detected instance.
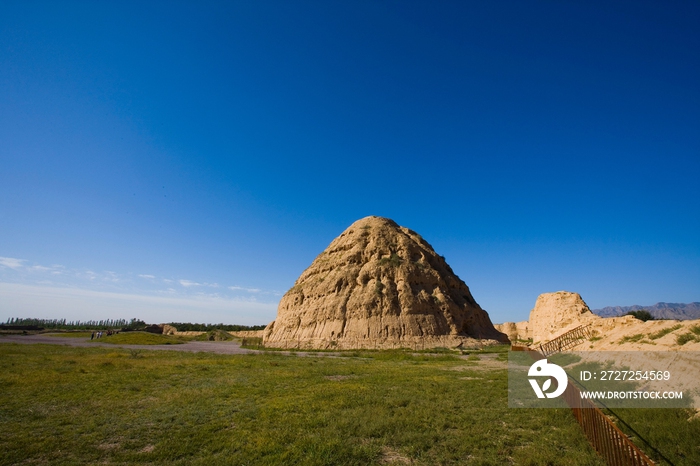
[499,290,700,351]
[494,321,530,343]
[529,291,600,343]
[263,216,507,349]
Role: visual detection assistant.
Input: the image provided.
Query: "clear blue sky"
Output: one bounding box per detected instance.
[1,1,698,325]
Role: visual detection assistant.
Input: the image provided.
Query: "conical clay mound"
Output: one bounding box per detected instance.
[264,216,508,349]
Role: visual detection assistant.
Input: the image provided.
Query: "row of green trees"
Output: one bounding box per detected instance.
[3,318,266,331]
[2,317,146,330]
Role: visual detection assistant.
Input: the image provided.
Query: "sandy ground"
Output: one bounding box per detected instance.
[582,318,700,351]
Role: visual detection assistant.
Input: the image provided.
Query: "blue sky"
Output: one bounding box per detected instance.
[1,1,698,325]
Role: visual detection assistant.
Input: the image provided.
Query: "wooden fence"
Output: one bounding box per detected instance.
[514,342,656,466]
[563,381,655,466]
[537,324,593,357]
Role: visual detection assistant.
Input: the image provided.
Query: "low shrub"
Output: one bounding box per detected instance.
[626,310,654,322]
[618,333,646,344]
[676,333,700,346]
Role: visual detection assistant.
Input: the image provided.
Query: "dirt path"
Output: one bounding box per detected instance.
[0,334,257,355]
[1,334,507,360]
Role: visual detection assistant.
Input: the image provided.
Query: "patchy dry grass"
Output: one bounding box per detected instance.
[618,333,653,344]
[46,332,95,338]
[649,324,683,340]
[91,331,185,345]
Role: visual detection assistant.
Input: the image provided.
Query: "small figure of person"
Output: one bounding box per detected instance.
[91,332,95,340]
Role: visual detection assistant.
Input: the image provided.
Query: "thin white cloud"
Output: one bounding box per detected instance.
[0,283,277,325]
[179,279,201,287]
[30,263,65,274]
[0,256,278,304]
[229,286,262,293]
[0,257,26,269]
[103,271,120,282]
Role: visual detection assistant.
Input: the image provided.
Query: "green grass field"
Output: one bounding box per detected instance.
[609,407,700,465]
[0,343,608,465]
[2,344,697,465]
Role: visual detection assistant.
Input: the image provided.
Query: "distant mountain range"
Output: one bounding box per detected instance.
[592,302,700,320]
